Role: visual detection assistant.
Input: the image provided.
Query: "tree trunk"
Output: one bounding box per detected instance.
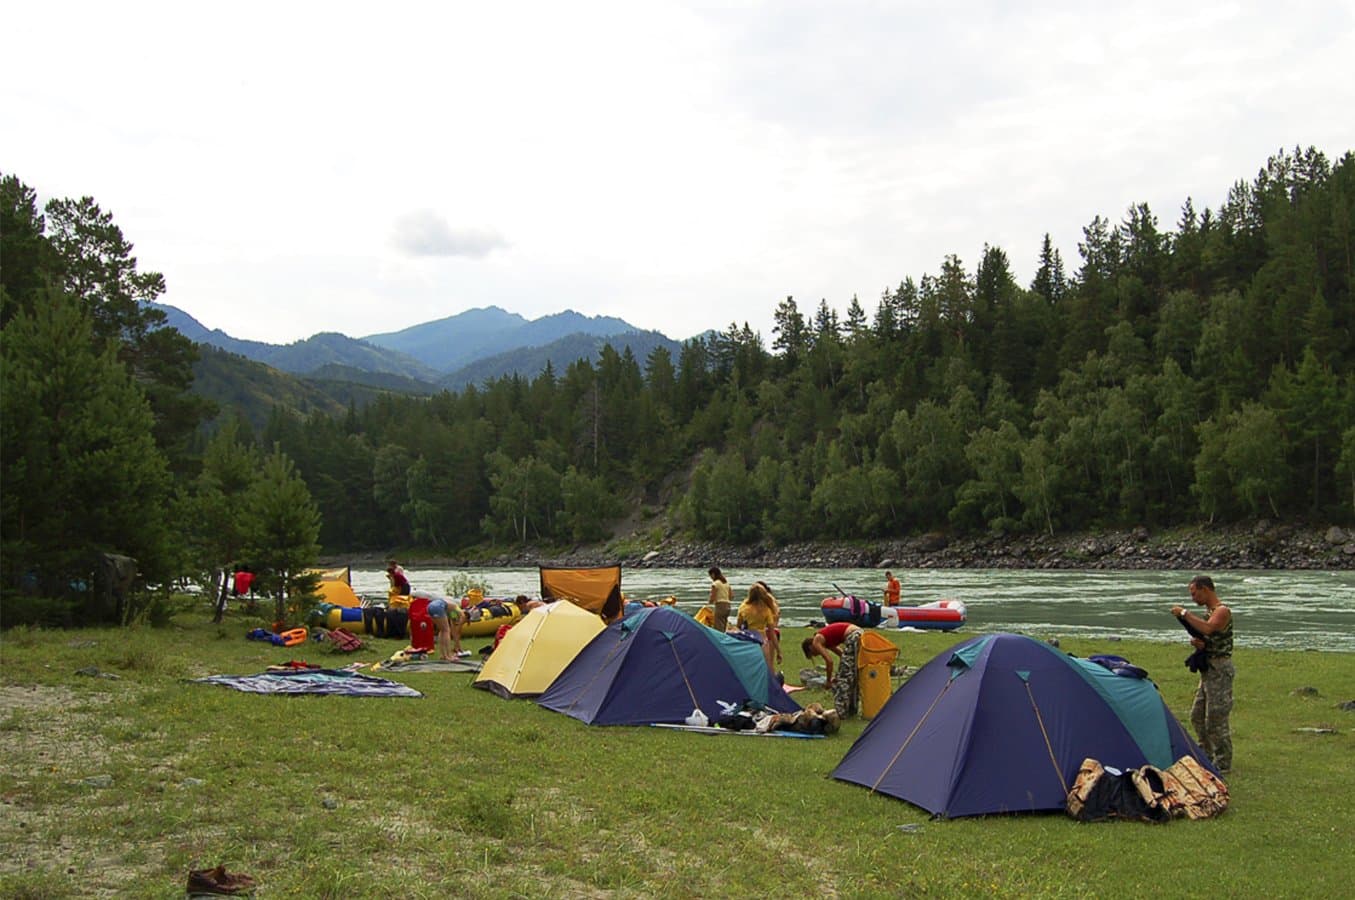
[213,569,230,624]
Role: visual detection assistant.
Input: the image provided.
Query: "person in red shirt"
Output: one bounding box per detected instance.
[802,622,864,716]
[385,560,411,597]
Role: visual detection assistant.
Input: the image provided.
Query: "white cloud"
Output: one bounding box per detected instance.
[391,210,508,258]
[1,0,1351,345]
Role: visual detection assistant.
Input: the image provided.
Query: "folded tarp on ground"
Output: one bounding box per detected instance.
[192,669,423,697]
[372,657,482,673]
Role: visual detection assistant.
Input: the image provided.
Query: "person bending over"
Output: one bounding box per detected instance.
[802,622,863,717]
[426,594,469,660]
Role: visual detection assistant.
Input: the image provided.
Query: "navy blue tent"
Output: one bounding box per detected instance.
[832,633,1214,817]
[537,606,800,726]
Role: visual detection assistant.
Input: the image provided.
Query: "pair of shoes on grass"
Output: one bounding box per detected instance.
[455,649,471,658]
[187,864,254,895]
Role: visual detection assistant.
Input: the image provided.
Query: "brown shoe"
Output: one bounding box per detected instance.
[209,865,255,890]
[187,865,253,895]
[187,868,239,895]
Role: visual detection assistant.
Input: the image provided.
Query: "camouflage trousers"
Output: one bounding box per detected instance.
[1191,657,1234,774]
[832,630,862,716]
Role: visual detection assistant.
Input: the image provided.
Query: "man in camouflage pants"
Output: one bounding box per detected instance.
[1172,575,1234,775]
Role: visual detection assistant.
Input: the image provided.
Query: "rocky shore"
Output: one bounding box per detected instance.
[353,521,1355,571]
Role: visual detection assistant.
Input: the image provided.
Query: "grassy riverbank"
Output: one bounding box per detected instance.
[2,606,1352,898]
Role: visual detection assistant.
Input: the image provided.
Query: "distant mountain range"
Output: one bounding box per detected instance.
[360,307,640,374]
[154,304,684,395]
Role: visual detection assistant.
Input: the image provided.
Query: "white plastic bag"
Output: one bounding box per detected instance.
[685,708,709,727]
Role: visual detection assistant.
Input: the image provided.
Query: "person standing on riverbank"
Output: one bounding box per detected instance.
[738,581,782,671]
[386,560,411,598]
[883,571,901,607]
[1172,575,1234,775]
[708,567,732,632]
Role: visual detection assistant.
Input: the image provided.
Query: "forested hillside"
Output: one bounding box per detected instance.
[190,347,429,432]
[4,148,1354,601]
[253,147,1355,553]
[437,329,682,391]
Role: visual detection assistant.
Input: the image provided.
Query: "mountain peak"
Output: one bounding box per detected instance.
[155,301,672,384]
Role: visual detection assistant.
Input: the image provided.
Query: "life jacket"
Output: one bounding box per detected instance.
[1067,756,1228,823]
[278,628,307,648]
[326,629,364,652]
[1157,755,1230,819]
[1066,758,1170,824]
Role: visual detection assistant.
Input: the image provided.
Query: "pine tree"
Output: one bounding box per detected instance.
[175,418,262,622]
[1,288,173,617]
[243,446,322,625]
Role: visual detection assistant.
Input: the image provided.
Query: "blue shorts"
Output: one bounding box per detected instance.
[427,598,450,619]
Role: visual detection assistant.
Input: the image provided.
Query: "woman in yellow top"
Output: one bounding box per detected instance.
[707,567,732,632]
[737,580,781,671]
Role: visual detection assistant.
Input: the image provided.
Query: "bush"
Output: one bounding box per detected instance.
[444,572,493,598]
[0,591,81,628]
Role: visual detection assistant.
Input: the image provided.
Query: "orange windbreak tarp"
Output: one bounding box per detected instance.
[539,565,621,613]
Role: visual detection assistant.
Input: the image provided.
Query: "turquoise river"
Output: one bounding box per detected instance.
[346,566,1355,653]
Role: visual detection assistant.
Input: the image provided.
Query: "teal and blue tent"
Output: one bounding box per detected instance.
[537,606,800,725]
[832,632,1214,817]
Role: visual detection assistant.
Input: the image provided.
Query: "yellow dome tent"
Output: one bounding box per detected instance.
[473,601,605,699]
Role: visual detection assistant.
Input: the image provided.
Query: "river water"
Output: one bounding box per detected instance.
[347,566,1355,653]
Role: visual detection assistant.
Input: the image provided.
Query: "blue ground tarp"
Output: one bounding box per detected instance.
[193,668,422,697]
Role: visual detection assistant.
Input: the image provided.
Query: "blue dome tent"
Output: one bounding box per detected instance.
[538,606,800,726]
[832,632,1215,817]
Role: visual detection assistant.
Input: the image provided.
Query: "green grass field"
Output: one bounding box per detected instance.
[1,603,1352,898]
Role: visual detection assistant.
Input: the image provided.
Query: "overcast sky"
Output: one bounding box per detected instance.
[5,1,1352,345]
